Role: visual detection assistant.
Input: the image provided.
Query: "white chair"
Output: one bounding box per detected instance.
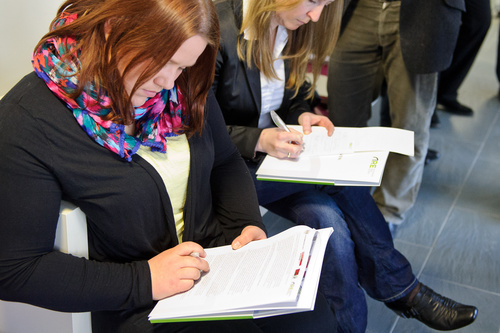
[0,201,92,333]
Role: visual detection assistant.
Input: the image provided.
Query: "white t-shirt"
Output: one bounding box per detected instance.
[242,0,287,129]
[137,134,190,243]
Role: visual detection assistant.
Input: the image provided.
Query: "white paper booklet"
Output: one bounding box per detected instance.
[291,126,414,157]
[148,226,333,323]
[256,150,390,186]
[256,126,413,186]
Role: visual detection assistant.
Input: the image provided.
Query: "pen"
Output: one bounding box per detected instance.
[270,110,291,132]
[190,252,204,273]
[270,110,305,151]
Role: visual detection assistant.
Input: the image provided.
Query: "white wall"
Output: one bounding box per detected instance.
[0,0,64,96]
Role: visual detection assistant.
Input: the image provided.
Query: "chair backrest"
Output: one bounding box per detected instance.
[0,201,92,333]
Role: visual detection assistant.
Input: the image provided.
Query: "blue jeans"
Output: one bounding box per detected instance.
[247,161,417,333]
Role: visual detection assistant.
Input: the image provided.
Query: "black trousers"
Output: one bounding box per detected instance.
[91,292,336,333]
[497,23,500,84]
[437,0,491,102]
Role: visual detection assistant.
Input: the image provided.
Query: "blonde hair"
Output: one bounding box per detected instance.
[238,0,343,99]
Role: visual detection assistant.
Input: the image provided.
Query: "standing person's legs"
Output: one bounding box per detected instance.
[327,0,384,128]
[437,0,492,111]
[374,71,437,223]
[329,0,428,224]
[374,73,437,224]
[497,23,500,93]
[371,0,437,224]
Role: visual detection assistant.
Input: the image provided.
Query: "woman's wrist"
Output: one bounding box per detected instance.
[254,128,269,154]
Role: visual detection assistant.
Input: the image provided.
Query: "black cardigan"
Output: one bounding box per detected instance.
[0,72,265,330]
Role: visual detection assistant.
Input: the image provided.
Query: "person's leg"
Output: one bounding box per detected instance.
[437,0,492,112]
[154,292,336,332]
[374,71,437,224]
[380,82,441,163]
[247,162,366,333]
[375,76,437,224]
[497,23,500,95]
[255,292,336,332]
[265,189,367,333]
[94,307,258,333]
[327,0,384,127]
[322,186,417,302]
[156,318,262,332]
[156,293,336,333]
[319,188,478,331]
[247,166,477,331]
[372,0,437,224]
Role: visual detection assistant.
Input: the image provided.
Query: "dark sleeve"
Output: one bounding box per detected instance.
[206,91,266,240]
[225,125,264,161]
[0,97,152,313]
[214,50,264,159]
[212,3,264,161]
[282,79,315,126]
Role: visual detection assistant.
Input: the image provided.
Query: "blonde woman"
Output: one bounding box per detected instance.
[212,0,478,332]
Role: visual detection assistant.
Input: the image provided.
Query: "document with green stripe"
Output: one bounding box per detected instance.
[256,126,413,186]
[148,226,333,323]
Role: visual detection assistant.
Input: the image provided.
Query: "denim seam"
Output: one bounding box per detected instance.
[378,277,418,303]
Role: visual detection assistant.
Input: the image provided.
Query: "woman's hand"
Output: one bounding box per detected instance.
[298,112,334,136]
[255,128,304,159]
[255,112,334,159]
[148,242,209,301]
[231,225,267,250]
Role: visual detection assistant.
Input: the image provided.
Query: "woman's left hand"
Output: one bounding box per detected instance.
[298,112,334,136]
[231,225,267,250]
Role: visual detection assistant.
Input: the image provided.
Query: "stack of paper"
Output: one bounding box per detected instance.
[148,226,333,323]
[256,126,414,186]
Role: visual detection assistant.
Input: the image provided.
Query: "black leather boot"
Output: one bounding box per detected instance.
[386,284,478,331]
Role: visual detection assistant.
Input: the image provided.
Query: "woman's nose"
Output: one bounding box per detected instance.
[307,5,324,22]
[153,66,179,91]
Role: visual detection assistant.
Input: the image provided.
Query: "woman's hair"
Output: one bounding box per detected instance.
[36,0,220,135]
[239,0,343,99]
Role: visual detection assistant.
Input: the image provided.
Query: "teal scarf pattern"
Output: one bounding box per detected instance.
[32,12,186,161]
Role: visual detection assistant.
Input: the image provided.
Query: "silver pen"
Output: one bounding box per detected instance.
[270,110,291,132]
[270,110,305,151]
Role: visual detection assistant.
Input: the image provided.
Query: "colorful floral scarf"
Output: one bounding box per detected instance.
[32,12,186,161]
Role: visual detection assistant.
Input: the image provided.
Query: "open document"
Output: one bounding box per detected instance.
[256,126,414,186]
[294,126,414,156]
[149,226,333,323]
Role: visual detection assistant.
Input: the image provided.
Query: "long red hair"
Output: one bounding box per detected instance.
[36,0,220,136]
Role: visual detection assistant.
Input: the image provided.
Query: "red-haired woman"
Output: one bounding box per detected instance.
[0,0,334,331]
